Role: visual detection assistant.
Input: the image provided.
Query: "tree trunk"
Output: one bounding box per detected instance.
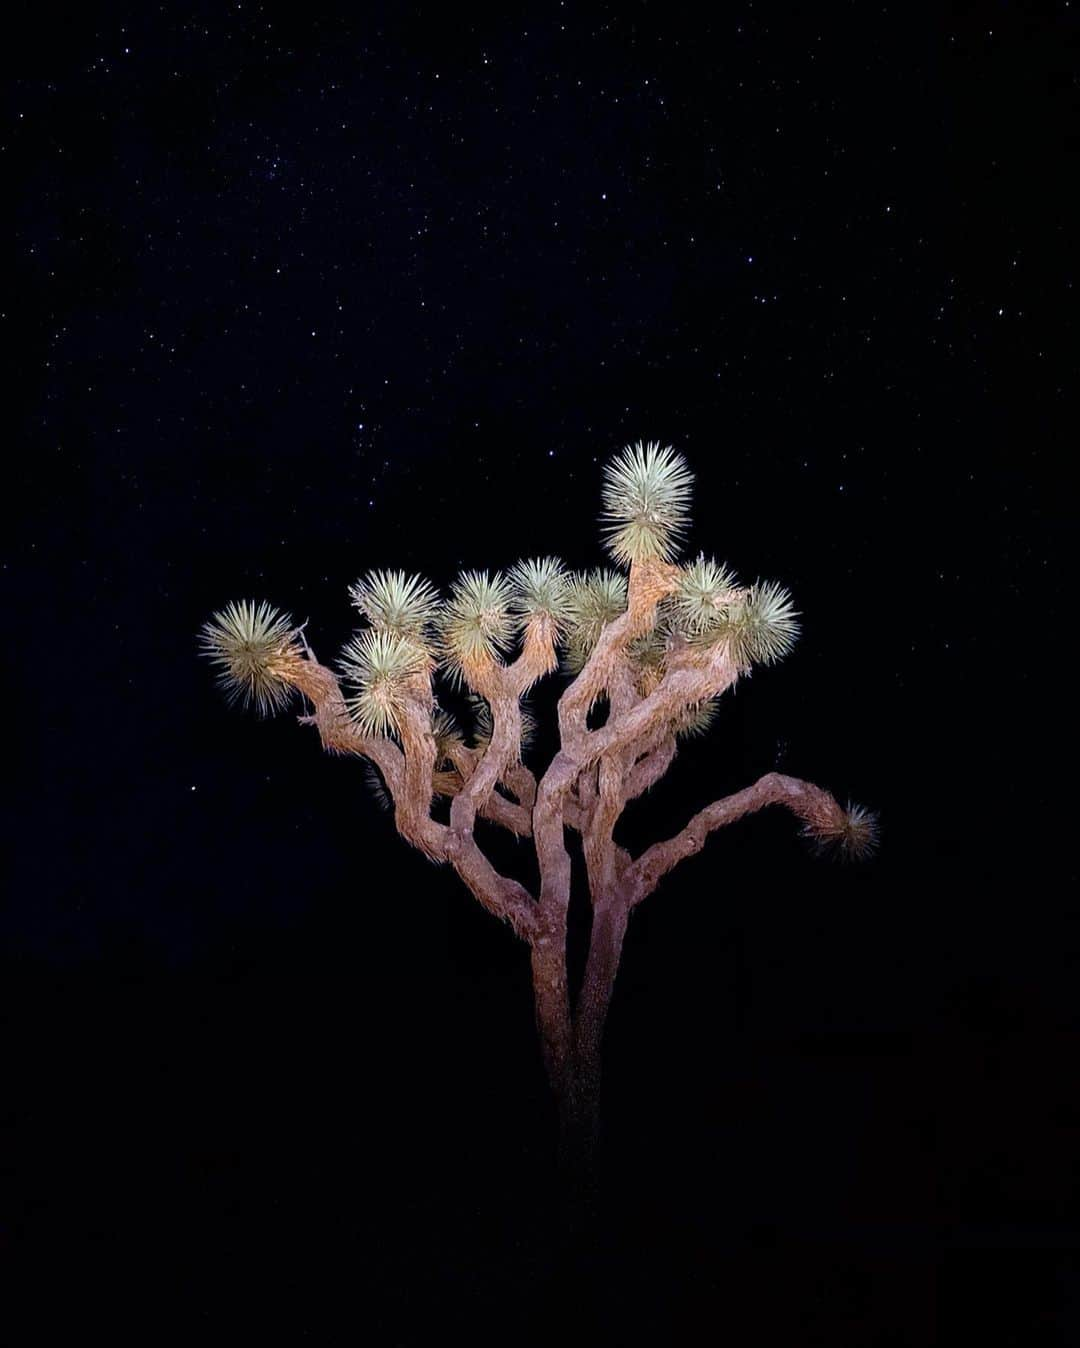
[531,901,629,1243]
[529,932,599,1242]
[571,900,628,1169]
[529,933,574,1120]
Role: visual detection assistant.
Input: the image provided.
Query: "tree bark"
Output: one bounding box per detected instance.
[529,895,631,1245]
[572,899,628,1167]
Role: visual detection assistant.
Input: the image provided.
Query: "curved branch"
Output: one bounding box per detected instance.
[535,558,682,923]
[446,744,532,837]
[556,557,679,752]
[285,654,538,940]
[625,732,677,802]
[628,770,852,905]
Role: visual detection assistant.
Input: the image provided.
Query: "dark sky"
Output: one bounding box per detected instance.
[5,3,1075,1339]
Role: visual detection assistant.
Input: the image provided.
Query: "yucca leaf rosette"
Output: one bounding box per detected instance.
[348,569,441,651]
[690,579,800,670]
[802,801,880,862]
[200,599,302,716]
[670,554,741,636]
[600,441,694,566]
[507,556,573,636]
[562,568,628,674]
[435,570,515,685]
[430,706,464,766]
[626,622,670,696]
[672,697,721,741]
[339,628,427,738]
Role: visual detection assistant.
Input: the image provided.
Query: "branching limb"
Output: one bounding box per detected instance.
[628,770,877,906]
[582,652,644,899]
[535,557,683,925]
[448,613,556,835]
[449,672,525,834]
[285,654,538,939]
[557,557,679,752]
[503,762,537,812]
[288,657,402,778]
[445,744,533,837]
[625,732,677,802]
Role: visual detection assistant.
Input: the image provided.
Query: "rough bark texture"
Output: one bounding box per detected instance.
[277,555,857,1209]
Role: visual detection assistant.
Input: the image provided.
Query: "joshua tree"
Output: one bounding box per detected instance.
[201,442,876,1192]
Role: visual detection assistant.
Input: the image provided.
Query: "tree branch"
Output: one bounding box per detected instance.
[445,743,532,837]
[285,654,538,940]
[628,770,853,905]
[625,731,677,802]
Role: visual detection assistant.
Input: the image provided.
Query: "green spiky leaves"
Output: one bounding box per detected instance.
[672,697,721,741]
[200,600,300,716]
[431,707,464,765]
[507,556,573,633]
[348,569,441,647]
[804,801,880,862]
[626,622,671,694]
[436,570,515,680]
[671,554,741,636]
[339,628,427,738]
[601,441,694,565]
[563,569,628,673]
[730,581,800,667]
[689,579,800,669]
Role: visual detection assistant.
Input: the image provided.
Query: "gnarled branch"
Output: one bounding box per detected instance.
[629,770,855,905]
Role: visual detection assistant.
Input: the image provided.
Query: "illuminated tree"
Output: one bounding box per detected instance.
[200,443,877,1193]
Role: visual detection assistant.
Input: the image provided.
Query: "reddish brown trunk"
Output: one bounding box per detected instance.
[529,934,574,1107]
[572,899,628,1159]
[530,898,630,1237]
[529,928,598,1235]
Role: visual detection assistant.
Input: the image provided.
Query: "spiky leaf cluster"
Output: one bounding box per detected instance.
[672,697,721,741]
[436,571,515,681]
[804,802,880,862]
[691,579,800,669]
[431,707,464,766]
[671,554,741,636]
[199,600,300,716]
[627,622,670,695]
[348,569,441,649]
[600,441,694,566]
[563,569,628,673]
[507,557,573,634]
[339,628,427,738]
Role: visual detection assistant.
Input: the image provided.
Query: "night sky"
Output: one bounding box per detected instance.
[5,4,1076,1340]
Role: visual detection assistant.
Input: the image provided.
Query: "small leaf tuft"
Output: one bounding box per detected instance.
[431,707,464,765]
[200,600,301,717]
[348,569,441,646]
[692,579,800,669]
[600,441,694,565]
[507,557,573,634]
[803,801,880,862]
[563,569,628,673]
[672,697,721,741]
[339,628,427,738]
[436,571,515,682]
[671,554,741,636]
